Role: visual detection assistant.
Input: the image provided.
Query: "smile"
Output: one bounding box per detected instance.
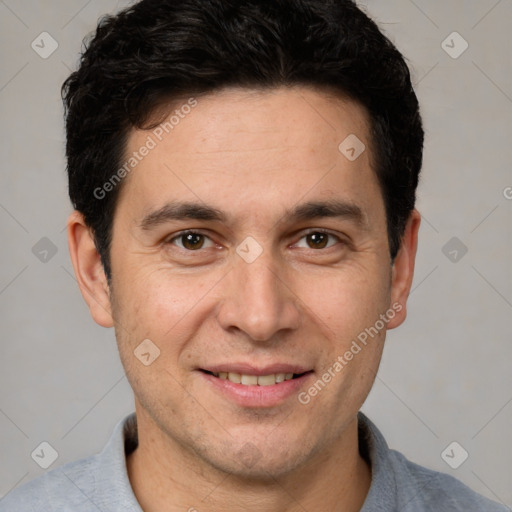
[204,371,303,386]
[199,368,314,407]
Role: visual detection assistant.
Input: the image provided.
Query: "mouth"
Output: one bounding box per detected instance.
[200,370,311,386]
[197,364,314,407]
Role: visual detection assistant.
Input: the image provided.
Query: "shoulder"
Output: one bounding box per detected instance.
[0,413,140,512]
[0,454,99,511]
[387,448,508,511]
[358,413,509,512]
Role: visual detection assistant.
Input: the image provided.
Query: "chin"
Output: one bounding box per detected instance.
[213,454,302,482]
[200,435,317,481]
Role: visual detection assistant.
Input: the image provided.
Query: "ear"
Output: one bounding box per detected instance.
[67,211,114,328]
[387,209,421,329]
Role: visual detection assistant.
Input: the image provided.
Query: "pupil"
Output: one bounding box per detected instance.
[308,232,328,249]
[183,233,204,250]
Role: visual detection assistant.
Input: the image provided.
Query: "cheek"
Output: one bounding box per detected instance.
[110,270,208,415]
[111,266,223,353]
[294,261,391,342]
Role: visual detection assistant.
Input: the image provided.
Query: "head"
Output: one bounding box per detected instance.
[65,0,423,480]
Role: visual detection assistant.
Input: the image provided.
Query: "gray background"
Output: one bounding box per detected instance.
[0,0,511,507]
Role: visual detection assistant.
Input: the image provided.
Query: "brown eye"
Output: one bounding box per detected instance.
[174,232,207,250]
[293,231,340,250]
[306,232,329,249]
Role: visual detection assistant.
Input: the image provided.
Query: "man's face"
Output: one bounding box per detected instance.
[106,86,403,477]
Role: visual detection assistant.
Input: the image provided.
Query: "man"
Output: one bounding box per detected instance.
[1,0,507,510]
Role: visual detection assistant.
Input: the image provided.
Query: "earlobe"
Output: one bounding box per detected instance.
[387,209,421,330]
[67,211,114,328]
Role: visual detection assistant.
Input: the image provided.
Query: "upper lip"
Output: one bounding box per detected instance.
[199,363,313,376]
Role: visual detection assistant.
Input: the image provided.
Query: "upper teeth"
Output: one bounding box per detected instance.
[214,372,294,386]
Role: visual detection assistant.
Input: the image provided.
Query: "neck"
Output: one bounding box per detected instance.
[127,409,371,512]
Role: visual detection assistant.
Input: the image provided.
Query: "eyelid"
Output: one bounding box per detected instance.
[164,228,346,250]
[167,230,216,249]
[292,229,344,249]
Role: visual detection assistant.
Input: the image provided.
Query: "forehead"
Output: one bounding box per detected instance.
[117,86,381,225]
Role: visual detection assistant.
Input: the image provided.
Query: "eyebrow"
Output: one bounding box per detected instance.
[138,199,367,231]
[282,200,367,228]
[139,202,226,230]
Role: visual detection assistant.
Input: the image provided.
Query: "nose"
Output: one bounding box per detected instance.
[216,253,301,342]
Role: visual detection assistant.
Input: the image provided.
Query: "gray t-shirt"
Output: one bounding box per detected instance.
[0,412,508,511]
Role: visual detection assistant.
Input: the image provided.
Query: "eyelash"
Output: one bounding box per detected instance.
[167,229,343,251]
[168,230,216,250]
[293,229,342,250]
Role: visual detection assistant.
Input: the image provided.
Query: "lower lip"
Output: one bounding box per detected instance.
[200,371,313,408]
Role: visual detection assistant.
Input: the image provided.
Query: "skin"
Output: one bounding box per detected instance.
[68,86,420,511]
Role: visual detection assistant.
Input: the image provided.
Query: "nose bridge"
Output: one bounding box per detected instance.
[217,248,300,341]
[241,255,280,310]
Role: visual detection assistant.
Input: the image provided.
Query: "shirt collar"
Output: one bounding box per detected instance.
[358,412,398,511]
[103,411,393,510]
[93,412,141,511]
